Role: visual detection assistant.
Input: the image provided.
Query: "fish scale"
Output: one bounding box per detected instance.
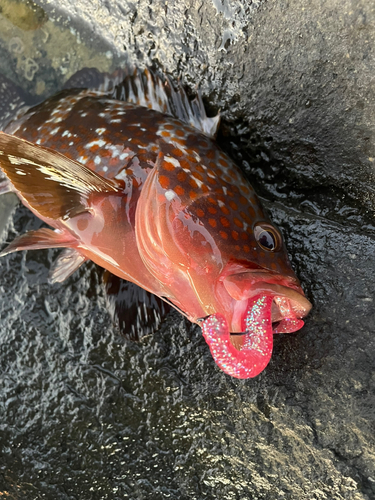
[0,68,312,378]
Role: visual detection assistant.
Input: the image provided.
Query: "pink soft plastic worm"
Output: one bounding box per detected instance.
[201,294,275,379]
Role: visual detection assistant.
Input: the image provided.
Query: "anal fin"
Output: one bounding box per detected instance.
[0,228,75,257]
[49,248,87,283]
[103,271,170,341]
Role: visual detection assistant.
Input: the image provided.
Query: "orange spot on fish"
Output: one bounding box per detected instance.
[239,195,247,205]
[220,231,228,240]
[220,206,230,215]
[232,230,239,240]
[229,201,238,211]
[208,206,217,214]
[220,217,230,227]
[196,208,205,217]
[163,161,175,172]
[177,171,187,182]
[172,148,184,157]
[189,178,198,188]
[161,130,171,137]
[175,185,185,196]
[189,190,198,200]
[209,218,217,228]
[234,217,243,229]
[243,245,250,253]
[159,175,170,189]
[248,206,256,218]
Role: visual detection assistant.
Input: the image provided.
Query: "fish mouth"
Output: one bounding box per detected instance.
[246,281,312,333]
[222,272,312,334]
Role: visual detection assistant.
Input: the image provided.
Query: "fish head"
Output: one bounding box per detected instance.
[136,149,312,377]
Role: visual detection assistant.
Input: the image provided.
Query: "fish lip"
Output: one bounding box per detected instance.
[245,281,312,319]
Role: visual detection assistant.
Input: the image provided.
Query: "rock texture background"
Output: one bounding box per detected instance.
[0,0,374,499]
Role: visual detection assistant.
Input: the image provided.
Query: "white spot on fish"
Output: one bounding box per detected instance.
[85,139,106,149]
[50,126,60,135]
[119,152,129,160]
[96,128,106,135]
[164,156,180,168]
[103,166,108,172]
[222,186,228,195]
[193,176,203,188]
[115,169,128,181]
[94,156,101,165]
[165,190,176,201]
[111,119,122,123]
[36,139,41,145]
[16,169,26,175]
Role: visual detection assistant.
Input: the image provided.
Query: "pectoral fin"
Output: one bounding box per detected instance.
[0,132,119,221]
[0,227,75,257]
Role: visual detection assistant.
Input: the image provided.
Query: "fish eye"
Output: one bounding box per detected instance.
[254,223,281,252]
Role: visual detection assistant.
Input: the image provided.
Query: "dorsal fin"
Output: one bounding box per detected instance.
[0,132,119,221]
[109,67,220,138]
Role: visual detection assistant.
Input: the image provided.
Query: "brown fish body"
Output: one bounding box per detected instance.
[0,72,311,378]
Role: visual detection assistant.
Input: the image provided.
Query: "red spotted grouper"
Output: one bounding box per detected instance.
[0,69,312,378]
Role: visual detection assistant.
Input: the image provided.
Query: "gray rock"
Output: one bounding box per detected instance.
[0,1,374,499]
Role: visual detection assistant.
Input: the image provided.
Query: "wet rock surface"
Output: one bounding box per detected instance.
[0,1,374,499]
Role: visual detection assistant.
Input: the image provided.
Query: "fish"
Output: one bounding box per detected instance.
[0,68,312,378]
